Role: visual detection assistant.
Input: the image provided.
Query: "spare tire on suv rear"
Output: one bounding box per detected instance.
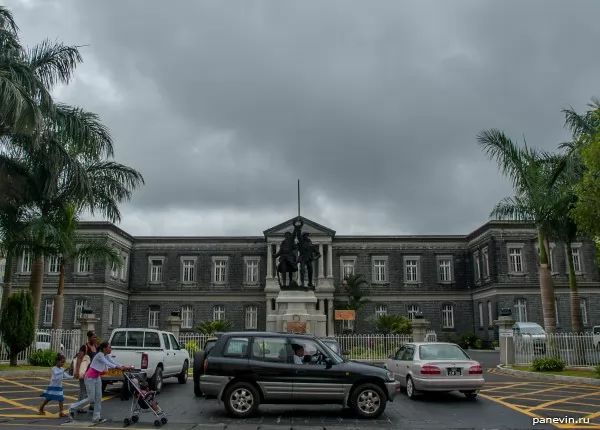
[193,350,206,397]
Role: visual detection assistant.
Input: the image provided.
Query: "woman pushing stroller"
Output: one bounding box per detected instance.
[68,341,133,423]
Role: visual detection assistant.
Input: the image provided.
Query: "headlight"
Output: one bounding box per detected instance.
[386,371,395,381]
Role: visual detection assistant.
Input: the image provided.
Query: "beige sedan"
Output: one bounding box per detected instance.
[384,342,485,400]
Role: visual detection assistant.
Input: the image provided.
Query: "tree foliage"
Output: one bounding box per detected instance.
[0,289,35,366]
[369,314,412,335]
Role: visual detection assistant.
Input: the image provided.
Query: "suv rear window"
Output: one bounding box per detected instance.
[223,337,249,357]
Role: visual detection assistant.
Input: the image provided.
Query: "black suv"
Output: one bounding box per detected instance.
[199,331,400,419]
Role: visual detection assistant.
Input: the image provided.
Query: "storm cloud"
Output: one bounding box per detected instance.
[5,0,600,235]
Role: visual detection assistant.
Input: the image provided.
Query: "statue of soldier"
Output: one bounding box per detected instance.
[293,219,320,288]
[273,231,297,287]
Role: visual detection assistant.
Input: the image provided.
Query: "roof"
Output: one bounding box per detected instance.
[221,331,316,339]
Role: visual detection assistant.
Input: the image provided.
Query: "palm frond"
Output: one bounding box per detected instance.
[27,39,83,90]
[489,197,535,221]
[73,237,122,267]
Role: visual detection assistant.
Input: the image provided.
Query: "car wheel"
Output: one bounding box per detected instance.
[463,390,478,400]
[350,383,387,419]
[178,360,189,384]
[150,367,163,394]
[194,382,202,397]
[406,376,418,400]
[223,382,260,418]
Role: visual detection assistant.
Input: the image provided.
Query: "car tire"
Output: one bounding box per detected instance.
[223,381,260,418]
[463,390,478,400]
[350,383,387,419]
[178,360,189,384]
[405,376,418,400]
[150,367,163,394]
[193,351,206,397]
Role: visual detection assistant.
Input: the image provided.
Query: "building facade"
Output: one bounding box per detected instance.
[2,217,599,341]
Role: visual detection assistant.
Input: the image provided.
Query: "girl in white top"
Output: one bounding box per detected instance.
[39,353,73,417]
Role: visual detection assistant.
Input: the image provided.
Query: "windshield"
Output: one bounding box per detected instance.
[419,344,470,360]
[519,326,546,335]
[321,340,340,354]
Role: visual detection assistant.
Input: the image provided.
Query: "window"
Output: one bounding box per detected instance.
[482,247,489,278]
[111,260,119,277]
[478,302,483,327]
[375,305,387,317]
[405,258,419,283]
[0,257,5,281]
[169,334,181,350]
[73,299,88,324]
[341,319,354,332]
[341,258,355,280]
[487,301,493,326]
[291,337,342,364]
[245,305,258,329]
[43,299,54,325]
[150,259,162,282]
[213,305,225,321]
[251,337,288,363]
[108,301,114,327]
[373,258,386,282]
[213,258,227,283]
[21,250,31,272]
[555,299,560,326]
[148,305,159,328]
[78,256,90,273]
[182,259,195,283]
[181,305,193,329]
[120,255,128,280]
[571,246,582,273]
[407,304,420,320]
[438,258,452,282]
[144,331,161,348]
[118,303,123,326]
[514,299,527,322]
[223,337,249,357]
[244,258,259,283]
[162,333,170,349]
[473,252,481,280]
[442,304,454,328]
[508,247,523,273]
[580,299,588,326]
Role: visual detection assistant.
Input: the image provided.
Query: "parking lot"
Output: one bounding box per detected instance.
[0,353,598,429]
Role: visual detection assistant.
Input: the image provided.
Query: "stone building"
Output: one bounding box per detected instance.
[2,217,599,341]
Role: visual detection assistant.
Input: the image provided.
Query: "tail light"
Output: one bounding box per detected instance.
[469,364,482,374]
[141,353,148,369]
[421,365,440,374]
[203,359,208,373]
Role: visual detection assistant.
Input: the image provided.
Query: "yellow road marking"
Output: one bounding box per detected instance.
[479,392,550,421]
[563,401,600,408]
[526,391,600,412]
[0,396,43,413]
[497,385,568,401]
[480,382,532,392]
[584,411,600,421]
[0,377,79,401]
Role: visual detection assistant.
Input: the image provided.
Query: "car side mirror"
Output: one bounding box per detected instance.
[388,354,394,359]
[324,357,333,369]
[343,349,350,355]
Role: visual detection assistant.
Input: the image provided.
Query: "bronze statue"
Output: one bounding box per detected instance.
[273,231,297,288]
[294,218,321,288]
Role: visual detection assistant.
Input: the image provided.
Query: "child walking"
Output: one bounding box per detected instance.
[39,353,73,417]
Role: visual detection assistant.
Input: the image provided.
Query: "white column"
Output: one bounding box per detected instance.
[318,244,325,278]
[327,244,333,278]
[266,242,273,278]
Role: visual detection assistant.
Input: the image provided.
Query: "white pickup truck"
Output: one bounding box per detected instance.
[102,328,190,393]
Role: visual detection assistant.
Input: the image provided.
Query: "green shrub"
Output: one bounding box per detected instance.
[28,349,58,367]
[185,341,199,354]
[530,357,565,372]
[594,365,600,378]
[0,290,35,366]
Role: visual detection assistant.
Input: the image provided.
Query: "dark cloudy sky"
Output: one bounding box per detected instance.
[5,0,599,236]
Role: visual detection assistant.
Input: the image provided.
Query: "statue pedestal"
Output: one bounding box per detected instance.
[266,288,327,337]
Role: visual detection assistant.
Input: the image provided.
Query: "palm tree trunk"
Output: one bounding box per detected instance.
[1,250,13,313]
[537,228,557,334]
[565,244,583,333]
[52,261,66,331]
[29,256,45,330]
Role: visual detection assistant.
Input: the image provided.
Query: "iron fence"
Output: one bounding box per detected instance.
[514,332,600,367]
[0,329,81,364]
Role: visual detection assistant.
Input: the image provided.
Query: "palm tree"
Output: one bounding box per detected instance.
[334,273,371,333]
[477,129,559,333]
[50,203,123,330]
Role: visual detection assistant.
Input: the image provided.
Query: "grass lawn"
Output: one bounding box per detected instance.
[0,364,52,372]
[510,365,599,378]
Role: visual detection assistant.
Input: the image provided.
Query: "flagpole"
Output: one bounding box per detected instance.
[297,179,300,218]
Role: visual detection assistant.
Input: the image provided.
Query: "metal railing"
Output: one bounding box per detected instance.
[0,329,81,364]
[179,331,437,364]
[514,332,600,367]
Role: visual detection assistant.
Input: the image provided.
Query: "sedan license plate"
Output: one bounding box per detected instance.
[447,368,461,376]
[107,369,123,376]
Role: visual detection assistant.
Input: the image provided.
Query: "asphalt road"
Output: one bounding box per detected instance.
[1,351,598,429]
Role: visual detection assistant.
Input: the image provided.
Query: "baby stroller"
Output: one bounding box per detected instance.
[123,370,168,427]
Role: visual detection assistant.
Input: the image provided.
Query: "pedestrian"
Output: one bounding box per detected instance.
[72,331,98,413]
[39,353,73,417]
[68,341,133,423]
